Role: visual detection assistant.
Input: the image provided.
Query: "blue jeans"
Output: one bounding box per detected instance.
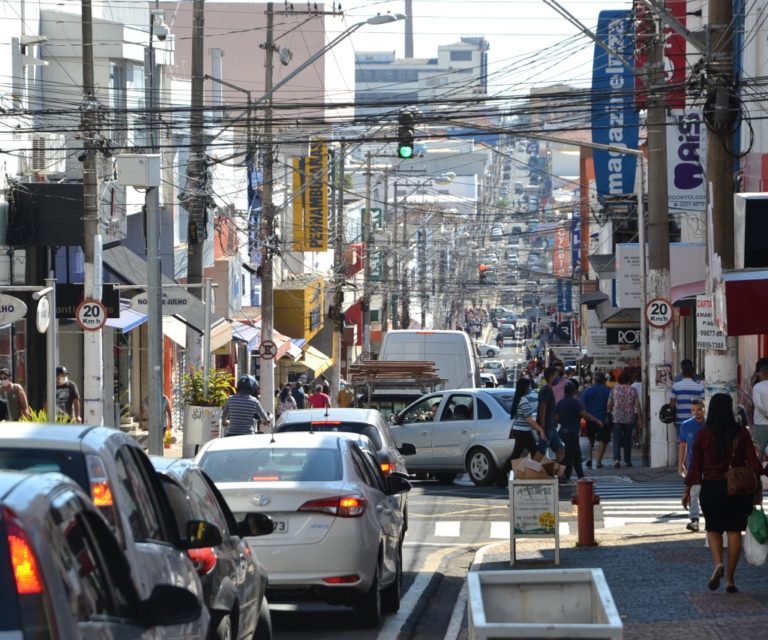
[536,427,563,456]
[613,422,634,463]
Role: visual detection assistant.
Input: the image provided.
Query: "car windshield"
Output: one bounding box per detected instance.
[199,447,342,483]
[0,449,88,490]
[274,421,383,450]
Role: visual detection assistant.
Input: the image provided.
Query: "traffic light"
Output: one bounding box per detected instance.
[397,111,415,159]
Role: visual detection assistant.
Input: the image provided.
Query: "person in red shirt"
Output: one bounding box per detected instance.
[307,385,331,409]
[684,393,765,593]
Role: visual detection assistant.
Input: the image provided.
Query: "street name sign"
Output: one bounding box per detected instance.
[131,288,197,315]
[645,297,673,328]
[76,299,108,331]
[0,294,27,325]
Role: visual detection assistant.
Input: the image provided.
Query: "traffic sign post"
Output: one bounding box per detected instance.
[258,340,278,360]
[645,297,673,329]
[76,299,108,331]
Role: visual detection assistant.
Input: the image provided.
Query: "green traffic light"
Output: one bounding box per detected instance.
[398,145,414,159]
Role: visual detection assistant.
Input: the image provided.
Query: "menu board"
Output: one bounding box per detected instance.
[511,480,557,535]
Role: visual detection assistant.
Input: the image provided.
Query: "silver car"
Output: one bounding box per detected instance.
[196,432,411,629]
[0,470,206,638]
[0,423,210,639]
[389,388,538,486]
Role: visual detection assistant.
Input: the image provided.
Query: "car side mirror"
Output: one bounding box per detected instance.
[389,413,401,425]
[385,473,412,495]
[237,512,275,537]
[398,442,416,456]
[183,519,222,549]
[140,584,202,627]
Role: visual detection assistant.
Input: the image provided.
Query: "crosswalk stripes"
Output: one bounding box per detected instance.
[407,519,571,541]
[591,481,690,528]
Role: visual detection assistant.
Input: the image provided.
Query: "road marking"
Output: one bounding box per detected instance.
[435,521,461,537]
[377,546,456,640]
[490,521,509,538]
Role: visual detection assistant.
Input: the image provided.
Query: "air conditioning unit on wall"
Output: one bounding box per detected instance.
[30,134,67,175]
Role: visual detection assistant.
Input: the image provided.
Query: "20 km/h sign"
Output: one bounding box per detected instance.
[76,299,108,331]
[645,297,673,329]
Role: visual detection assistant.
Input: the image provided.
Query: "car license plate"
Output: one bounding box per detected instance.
[272,518,288,534]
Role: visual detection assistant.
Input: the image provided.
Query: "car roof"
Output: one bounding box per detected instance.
[0,469,76,502]
[276,407,384,425]
[0,469,30,499]
[0,423,110,451]
[197,431,368,455]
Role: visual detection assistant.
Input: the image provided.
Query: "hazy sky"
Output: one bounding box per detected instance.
[341,0,634,92]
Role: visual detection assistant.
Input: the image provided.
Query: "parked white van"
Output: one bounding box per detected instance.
[379,330,481,389]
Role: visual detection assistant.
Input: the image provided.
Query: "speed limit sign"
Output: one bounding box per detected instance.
[76,299,108,331]
[645,297,673,329]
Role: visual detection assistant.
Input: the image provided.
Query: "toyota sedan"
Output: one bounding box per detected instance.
[195,432,411,629]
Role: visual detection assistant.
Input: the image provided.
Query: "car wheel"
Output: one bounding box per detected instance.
[467,448,497,486]
[381,543,402,614]
[214,613,234,640]
[252,598,272,640]
[486,349,496,357]
[354,560,382,628]
[434,472,456,485]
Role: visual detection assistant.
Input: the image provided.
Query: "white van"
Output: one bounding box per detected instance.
[379,330,481,389]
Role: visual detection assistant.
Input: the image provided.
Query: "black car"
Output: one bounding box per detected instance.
[152,457,274,640]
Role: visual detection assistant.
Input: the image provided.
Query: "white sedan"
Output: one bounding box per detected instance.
[475,341,500,358]
[195,432,411,628]
[389,388,538,486]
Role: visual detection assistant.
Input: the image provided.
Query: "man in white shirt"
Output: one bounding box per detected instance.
[752,364,768,459]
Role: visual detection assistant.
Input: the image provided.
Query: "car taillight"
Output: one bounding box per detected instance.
[3,507,53,638]
[85,455,120,534]
[187,547,217,575]
[322,574,360,584]
[380,461,395,476]
[298,495,367,517]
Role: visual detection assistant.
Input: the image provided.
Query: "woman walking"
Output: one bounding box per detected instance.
[495,378,545,486]
[275,383,297,418]
[607,371,641,468]
[683,393,764,593]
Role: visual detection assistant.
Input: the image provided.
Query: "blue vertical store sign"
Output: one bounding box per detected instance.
[591,11,639,201]
[247,152,264,306]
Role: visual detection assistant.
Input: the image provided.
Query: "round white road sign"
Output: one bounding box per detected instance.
[0,294,27,325]
[36,297,50,333]
[76,299,108,331]
[645,297,673,329]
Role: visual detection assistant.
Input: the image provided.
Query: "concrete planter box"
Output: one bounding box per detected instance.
[183,405,222,445]
[467,568,622,639]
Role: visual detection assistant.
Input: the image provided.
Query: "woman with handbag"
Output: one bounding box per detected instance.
[683,393,764,593]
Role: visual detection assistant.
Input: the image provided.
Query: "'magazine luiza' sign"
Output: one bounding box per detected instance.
[591,10,639,201]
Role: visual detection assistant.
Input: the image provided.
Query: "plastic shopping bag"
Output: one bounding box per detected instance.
[744,528,768,566]
[748,506,768,544]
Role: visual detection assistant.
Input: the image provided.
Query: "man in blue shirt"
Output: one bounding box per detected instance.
[678,398,706,532]
[581,371,612,468]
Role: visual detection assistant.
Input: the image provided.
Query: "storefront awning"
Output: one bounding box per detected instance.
[719,270,768,335]
[103,244,220,334]
[595,301,641,325]
[580,291,609,309]
[588,254,616,279]
[162,316,232,351]
[105,300,147,333]
[230,320,293,359]
[301,345,333,376]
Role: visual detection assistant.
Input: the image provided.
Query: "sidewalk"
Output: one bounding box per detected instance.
[446,474,768,640]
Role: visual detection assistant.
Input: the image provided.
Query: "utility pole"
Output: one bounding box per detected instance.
[391,180,399,329]
[419,224,427,328]
[703,0,737,400]
[363,151,372,354]
[331,140,346,397]
[259,2,277,411]
[646,16,674,467]
[81,0,103,424]
[182,0,205,457]
[381,170,390,333]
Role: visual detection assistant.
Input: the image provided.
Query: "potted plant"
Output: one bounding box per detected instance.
[181,368,234,446]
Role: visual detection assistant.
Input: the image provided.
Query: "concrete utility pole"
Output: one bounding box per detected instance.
[81,0,103,424]
[331,140,346,398]
[703,0,738,399]
[185,0,206,374]
[181,0,206,458]
[391,180,399,330]
[646,16,674,467]
[363,151,372,354]
[381,170,390,332]
[259,2,276,411]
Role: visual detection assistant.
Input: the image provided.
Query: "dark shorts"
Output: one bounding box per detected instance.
[587,420,611,443]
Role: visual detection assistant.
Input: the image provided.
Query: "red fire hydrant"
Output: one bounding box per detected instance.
[571,478,600,546]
